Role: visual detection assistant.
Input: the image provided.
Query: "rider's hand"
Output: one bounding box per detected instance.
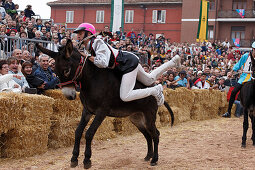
[89,56,95,63]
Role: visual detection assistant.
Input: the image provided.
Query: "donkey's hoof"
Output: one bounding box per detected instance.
[70,160,78,168]
[83,160,92,169]
[144,155,152,161]
[241,144,246,148]
[150,162,157,166]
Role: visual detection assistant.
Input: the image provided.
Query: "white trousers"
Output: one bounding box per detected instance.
[120,55,180,102]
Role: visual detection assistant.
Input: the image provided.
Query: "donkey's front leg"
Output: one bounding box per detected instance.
[83,112,106,169]
[71,108,92,168]
[242,108,249,148]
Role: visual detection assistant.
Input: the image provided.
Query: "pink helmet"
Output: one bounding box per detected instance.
[73,23,96,34]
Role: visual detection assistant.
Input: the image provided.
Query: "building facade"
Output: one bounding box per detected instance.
[48,0,255,46]
[181,0,255,46]
[48,0,182,42]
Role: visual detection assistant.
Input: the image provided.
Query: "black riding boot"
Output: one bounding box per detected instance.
[222,83,243,118]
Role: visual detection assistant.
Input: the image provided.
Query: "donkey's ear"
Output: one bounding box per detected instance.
[65,39,73,59]
[36,43,58,59]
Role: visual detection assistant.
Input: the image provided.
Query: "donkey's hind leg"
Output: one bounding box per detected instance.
[250,113,255,146]
[71,108,92,168]
[130,113,153,161]
[83,112,106,169]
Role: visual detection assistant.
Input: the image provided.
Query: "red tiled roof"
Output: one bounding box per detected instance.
[47,0,182,6]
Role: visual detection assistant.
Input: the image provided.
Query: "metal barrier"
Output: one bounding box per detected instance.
[0,35,56,59]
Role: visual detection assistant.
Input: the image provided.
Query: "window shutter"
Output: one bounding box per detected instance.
[66,11,69,23]
[125,10,129,23]
[152,10,157,23]
[161,10,166,23]
[130,10,134,23]
[96,11,100,23]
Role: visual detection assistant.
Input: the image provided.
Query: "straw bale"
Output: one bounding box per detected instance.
[2,125,50,158]
[0,93,22,134]
[191,89,223,120]
[44,90,83,149]
[163,88,195,124]
[0,93,54,158]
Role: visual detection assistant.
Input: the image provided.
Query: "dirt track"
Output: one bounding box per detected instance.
[1,117,255,169]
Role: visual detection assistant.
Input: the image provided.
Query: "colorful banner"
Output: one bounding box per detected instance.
[196,0,209,42]
[236,9,245,18]
[110,0,124,33]
[232,38,240,48]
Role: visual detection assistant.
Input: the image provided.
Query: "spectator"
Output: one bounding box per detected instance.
[35,18,43,31]
[0,5,6,20]
[24,5,35,19]
[48,58,55,72]
[7,56,29,91]
[47,35,59,52]
[0,59,22,92]
[33,54,59,90]
[21,61,45,94]
[174,70,190,88]
[22,50,32,62]
[166,71,178,89]
[192,73,210,89]
[4,0,15,18]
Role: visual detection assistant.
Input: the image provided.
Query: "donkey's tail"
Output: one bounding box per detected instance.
[164,101,174,126]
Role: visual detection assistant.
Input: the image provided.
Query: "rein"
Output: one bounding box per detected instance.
[58,54,87,88]
[58,33,100,88]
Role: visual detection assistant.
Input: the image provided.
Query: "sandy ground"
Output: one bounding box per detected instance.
[1,117,255,170]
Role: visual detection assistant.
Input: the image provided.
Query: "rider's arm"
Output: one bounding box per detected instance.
[92,39,111,68]
[233,53,248,72]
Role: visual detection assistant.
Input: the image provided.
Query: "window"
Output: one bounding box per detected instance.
[208,26,214,39]
[125,10,134,23]
[232,0,247,10]
[209,0,215,10]
[231,26,245,40]
[152,10,166,23]
[66,11,74,23]
[96,10,104,23]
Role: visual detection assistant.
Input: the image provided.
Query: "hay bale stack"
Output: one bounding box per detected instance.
[191,89,223,120]
[163,88,195,124]
[44,90,83,149]
[89,116,117,140]
[1,93,54,158]
[218,91,228,115]
[0,93,23,134]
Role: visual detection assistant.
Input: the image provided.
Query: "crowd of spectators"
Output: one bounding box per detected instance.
[0,0,249,117]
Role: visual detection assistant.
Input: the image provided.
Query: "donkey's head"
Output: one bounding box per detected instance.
[37,39,82,100]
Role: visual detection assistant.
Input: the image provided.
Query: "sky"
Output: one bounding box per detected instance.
[13,0,53,19]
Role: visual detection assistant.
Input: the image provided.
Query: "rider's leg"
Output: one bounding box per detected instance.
[119,66,164,105]
[137,55,181,86]
[223,83,243,117]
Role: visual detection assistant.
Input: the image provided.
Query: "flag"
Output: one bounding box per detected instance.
[110,0,124,33]
[197,0,209,42]
[232,38,240,48]
[236,9,245,18]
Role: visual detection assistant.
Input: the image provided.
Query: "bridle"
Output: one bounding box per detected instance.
[58,33,98,88]
[58,54,87,88]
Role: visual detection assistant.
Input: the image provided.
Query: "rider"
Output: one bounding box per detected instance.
[73,23,180,106]
[222,42,255,117]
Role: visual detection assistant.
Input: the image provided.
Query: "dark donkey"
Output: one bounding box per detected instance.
[37,39,174,168]
[240,52,255,147]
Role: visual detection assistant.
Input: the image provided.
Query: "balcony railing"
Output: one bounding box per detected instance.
[228,39,253,47]
[218,10,255,18]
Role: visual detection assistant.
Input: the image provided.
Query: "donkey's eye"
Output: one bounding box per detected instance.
[64,68,71,77]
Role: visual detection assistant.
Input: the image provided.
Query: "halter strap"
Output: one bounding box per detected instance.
[58,55,87,88]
